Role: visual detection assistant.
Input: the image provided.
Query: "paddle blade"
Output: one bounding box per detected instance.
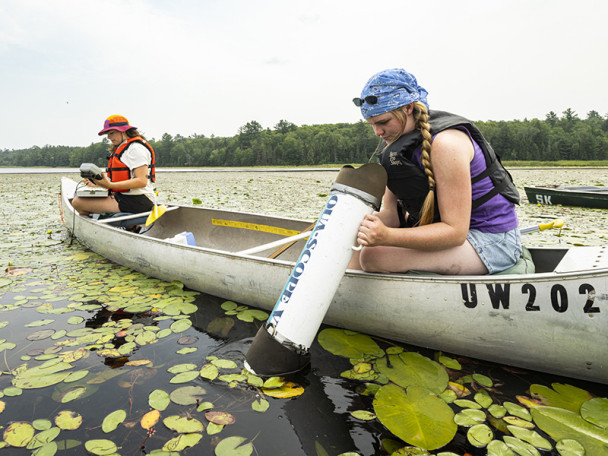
[145,205,167,226]
[538,218,565,232]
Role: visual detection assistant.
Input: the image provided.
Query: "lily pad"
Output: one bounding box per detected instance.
[162,433,203,451]
[214,436,253,456]
[84,439,118,455]
[25,319,55,327]
[467,424,493,447]
[252,398,269,413]
[12,363,73,389]
[0,342,17,353]
[503,436,541,456]
[531,406,608,455]
[210,358,238,369]
[351,410,376,420]
[167,363,197,374]
[141,410,161,430]
[4,421,35,447]
[454,409,487,427]
[236,309,268,322]
[374,352,448,394]
[580,397,608,428]
[506,425,552,450]
[169,386,207,405]
[58,386,87,403]
[454,399,482,410]
[262,381,304,398]
[555,439,586,456]
[318,328,384,360]
[32,419,53,431]
[206,410,235,425]
[503,416,535,429]
[472,373,493,387]
[504,401,532,421]
[170,319,192,333]
[27,329,56,341]
[438,355,461,370]
[170,371,200,384]
[163,415,204,433]
[149,389,171,411]
[475,391,494,409]
[54,411,82,430]
[102,410,126,433]
[530,383,592,412]
[26,427,60,449]
[489,404,507,418]
[487,439,515,456]
[177,335,198,345]
[200,364,219,381]
[31,441,58,456]
[373,384,457,451]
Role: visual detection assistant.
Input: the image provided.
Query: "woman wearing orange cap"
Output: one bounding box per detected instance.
[72,115,156,216]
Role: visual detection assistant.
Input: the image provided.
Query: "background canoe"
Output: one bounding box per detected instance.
[525,185,608,209]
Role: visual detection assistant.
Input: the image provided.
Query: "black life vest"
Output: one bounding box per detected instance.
[379,110,519,227]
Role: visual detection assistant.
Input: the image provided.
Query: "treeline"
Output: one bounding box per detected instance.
[2,109,608,168]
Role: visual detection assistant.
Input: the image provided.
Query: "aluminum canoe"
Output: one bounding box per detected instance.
[61,178,607,384]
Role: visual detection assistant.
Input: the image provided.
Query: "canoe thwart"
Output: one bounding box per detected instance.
[96,206,179,224]
[236,230,312,256]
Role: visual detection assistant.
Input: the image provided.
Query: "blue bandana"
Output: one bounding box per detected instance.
[357,68,429,119]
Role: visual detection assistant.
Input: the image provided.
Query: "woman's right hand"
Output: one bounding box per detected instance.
[357,213,390,247]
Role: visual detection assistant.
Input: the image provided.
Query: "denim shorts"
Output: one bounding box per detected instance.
[467,228,522,274]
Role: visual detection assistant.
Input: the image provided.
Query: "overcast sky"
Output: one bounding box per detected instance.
[1,0,606,150]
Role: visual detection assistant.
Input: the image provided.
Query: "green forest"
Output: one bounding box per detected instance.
[2,109,608,168]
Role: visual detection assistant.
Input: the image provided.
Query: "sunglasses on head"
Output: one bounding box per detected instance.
[352,95,378,107]
[353,86,413,107]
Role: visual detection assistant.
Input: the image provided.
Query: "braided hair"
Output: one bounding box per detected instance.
[412,102,435,226]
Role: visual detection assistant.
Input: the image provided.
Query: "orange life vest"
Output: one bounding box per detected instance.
[107,137,156,193]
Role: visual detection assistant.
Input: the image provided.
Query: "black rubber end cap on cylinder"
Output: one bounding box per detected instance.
[334,163,387,202]
[245,326,310,377]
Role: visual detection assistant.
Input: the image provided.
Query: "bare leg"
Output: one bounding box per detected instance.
[347,249,362,270]
[359,240,488,275]
[72,195,120,216]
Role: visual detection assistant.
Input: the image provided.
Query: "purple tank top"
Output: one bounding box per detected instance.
[413,127,518,233]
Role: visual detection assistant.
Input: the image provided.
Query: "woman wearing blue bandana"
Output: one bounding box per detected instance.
[351,68,522,275]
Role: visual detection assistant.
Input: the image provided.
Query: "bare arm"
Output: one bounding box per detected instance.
[374,188,401,228]
[357,129,474,250]
[88,165,149,190]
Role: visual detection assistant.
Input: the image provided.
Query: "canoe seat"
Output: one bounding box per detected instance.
[98,212,150,230]
[494,247,535,275]
[554,246,608,273]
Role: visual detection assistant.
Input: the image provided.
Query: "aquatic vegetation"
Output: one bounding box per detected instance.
[317,327,608,455]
